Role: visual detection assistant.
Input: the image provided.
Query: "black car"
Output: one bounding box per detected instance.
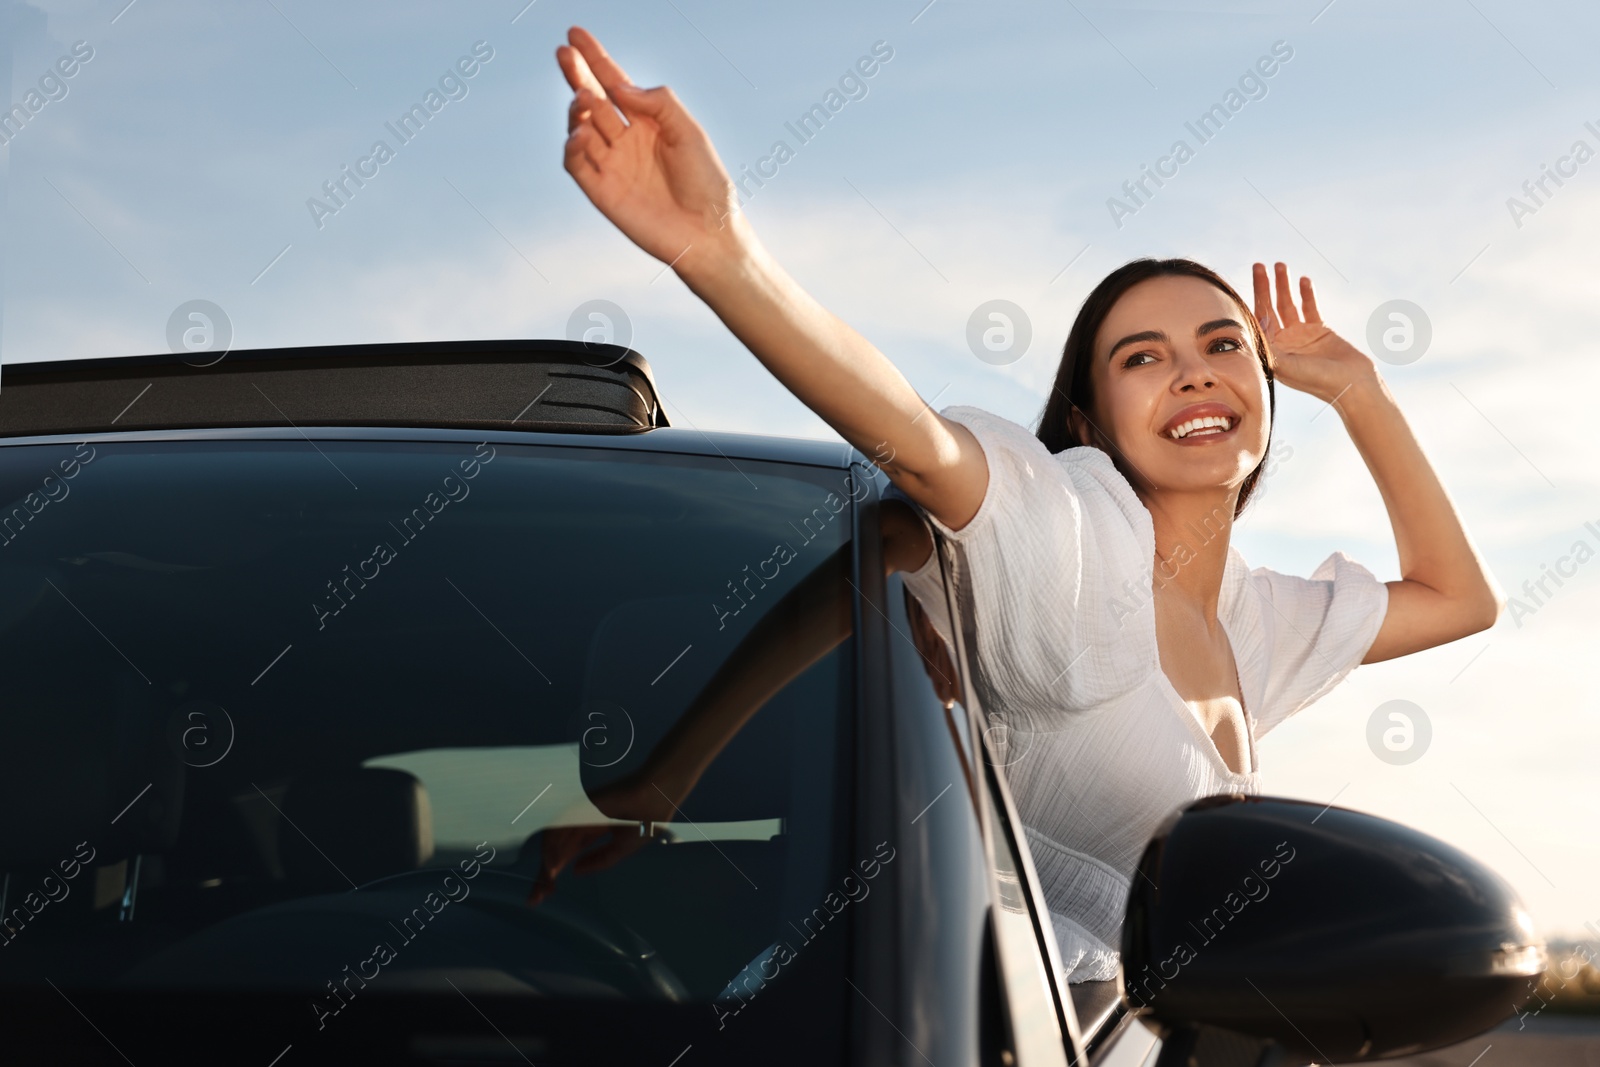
[0,341,1544,1066]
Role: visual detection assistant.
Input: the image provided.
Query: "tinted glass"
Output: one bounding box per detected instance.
[0,436,853,1055]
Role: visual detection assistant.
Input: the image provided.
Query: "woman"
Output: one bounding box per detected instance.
[542,26,1503,980]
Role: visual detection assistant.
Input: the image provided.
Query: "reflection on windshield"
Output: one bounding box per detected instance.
[0,438,852,1024]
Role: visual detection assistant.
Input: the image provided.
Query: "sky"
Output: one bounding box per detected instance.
[2,0,1596,939]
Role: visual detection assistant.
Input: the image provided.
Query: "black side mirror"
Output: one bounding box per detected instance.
[1121,794,1545,1066]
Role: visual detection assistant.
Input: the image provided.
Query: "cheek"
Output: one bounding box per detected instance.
[1098,373,1164,435]
[1225,361,1270,414]
[1235,369,1273,451]
[1241,371,1267,428]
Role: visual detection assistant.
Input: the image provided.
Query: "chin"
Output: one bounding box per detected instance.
[1151,455,1258,494]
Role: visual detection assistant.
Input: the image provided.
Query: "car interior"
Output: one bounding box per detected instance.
[0,437,853,1006]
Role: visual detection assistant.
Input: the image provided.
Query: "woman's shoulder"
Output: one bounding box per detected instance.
[893,402,1153,585]
[934,404,1140,510]
[1222,544,1362,642]
[1222,544,1390,733]
[890,404,1161,720]
[1229,546,1386,605]
[936,403,1095,466]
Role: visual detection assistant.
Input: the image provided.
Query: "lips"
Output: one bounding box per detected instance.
[1161,402,1240,441]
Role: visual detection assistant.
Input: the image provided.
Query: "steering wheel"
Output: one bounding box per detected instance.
[350,866,685,999]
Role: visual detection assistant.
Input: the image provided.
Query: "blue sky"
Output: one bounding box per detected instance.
[3,0,1597,938]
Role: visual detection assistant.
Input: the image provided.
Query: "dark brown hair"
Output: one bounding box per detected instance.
[1035,257,1276,518]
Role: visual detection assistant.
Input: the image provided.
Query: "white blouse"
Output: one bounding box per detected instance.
[892,404,1389,983]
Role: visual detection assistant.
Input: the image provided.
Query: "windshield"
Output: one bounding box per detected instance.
[0,435,854,1056]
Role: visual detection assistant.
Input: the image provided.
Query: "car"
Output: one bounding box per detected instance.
[0,340,1545,1066]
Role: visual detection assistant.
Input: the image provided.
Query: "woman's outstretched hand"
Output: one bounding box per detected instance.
[1251,261,1379,406]
[558,26,745,268]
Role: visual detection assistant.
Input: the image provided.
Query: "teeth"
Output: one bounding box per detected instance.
[1168,415,1233,440]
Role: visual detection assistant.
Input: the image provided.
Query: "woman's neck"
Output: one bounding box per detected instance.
[1140,489,1236,621]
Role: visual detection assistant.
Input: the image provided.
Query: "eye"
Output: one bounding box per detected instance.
[1209,337,1245,354]
[1121,351,1156,368]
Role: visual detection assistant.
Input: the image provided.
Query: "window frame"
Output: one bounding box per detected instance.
[916,520,1090,1066]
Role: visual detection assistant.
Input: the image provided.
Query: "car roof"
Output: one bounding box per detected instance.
[0,424,862,471]
[0,339,865,471]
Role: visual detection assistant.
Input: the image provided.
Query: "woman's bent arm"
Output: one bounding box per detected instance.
[1334,374,1505,662]
[1254,263,1504,662]
[557,26,986,532]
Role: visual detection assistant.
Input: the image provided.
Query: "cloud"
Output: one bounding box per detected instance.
[5,0,1598,936]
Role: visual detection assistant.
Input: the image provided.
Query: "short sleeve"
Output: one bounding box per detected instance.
[1248,551,1390,737]
[888,502,957,657]
[885,405,1149,728]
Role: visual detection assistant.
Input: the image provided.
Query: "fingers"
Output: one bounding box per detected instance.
[562,33,682,124]
[566,86,589,134]
[557,32,641,149]
[555,42,606,99]
[1299,274,1322,324]
[567,26,636,98]
[564,121,603,178]
[605,82,684,138]
[585,87,627,143]
[559,44,626,144]
[575,87,627,145]
[572,828,650,875]
[1251,262,1275,329]
[527,825,611,905]
[560,47,620,153]
[1273,262,1301,327]
[536,829,584,884]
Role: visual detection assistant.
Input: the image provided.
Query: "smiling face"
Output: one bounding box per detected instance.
[1070,274,1272,505]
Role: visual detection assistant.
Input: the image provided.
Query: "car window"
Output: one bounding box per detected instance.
[981,761,1074,1067]
[364,745,786,857]
[0,435,854,1054]
[875,551,994,1065]
[898,527,1080,1066]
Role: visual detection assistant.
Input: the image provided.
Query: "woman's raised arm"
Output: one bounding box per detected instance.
[557,26,985,534]
[1252,262,1505,662]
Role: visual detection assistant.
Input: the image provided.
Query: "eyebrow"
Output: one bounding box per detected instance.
[1107,318,1247,362]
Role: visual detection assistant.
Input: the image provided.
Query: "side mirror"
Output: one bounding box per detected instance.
[1121,795,1545,1066]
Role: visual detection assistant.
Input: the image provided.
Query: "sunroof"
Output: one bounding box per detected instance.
[0,338,669,438]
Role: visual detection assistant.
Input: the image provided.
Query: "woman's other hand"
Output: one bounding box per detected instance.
[1251,261,1379,407]
[525,771,681,906]
[1253,263,1504,659]
[558,26,745,267]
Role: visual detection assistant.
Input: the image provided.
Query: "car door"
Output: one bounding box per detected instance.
[889,501,1176,1067]
[876,493,1088,1067]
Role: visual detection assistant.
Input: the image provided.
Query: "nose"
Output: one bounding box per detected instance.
[1171,345,1217,393]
